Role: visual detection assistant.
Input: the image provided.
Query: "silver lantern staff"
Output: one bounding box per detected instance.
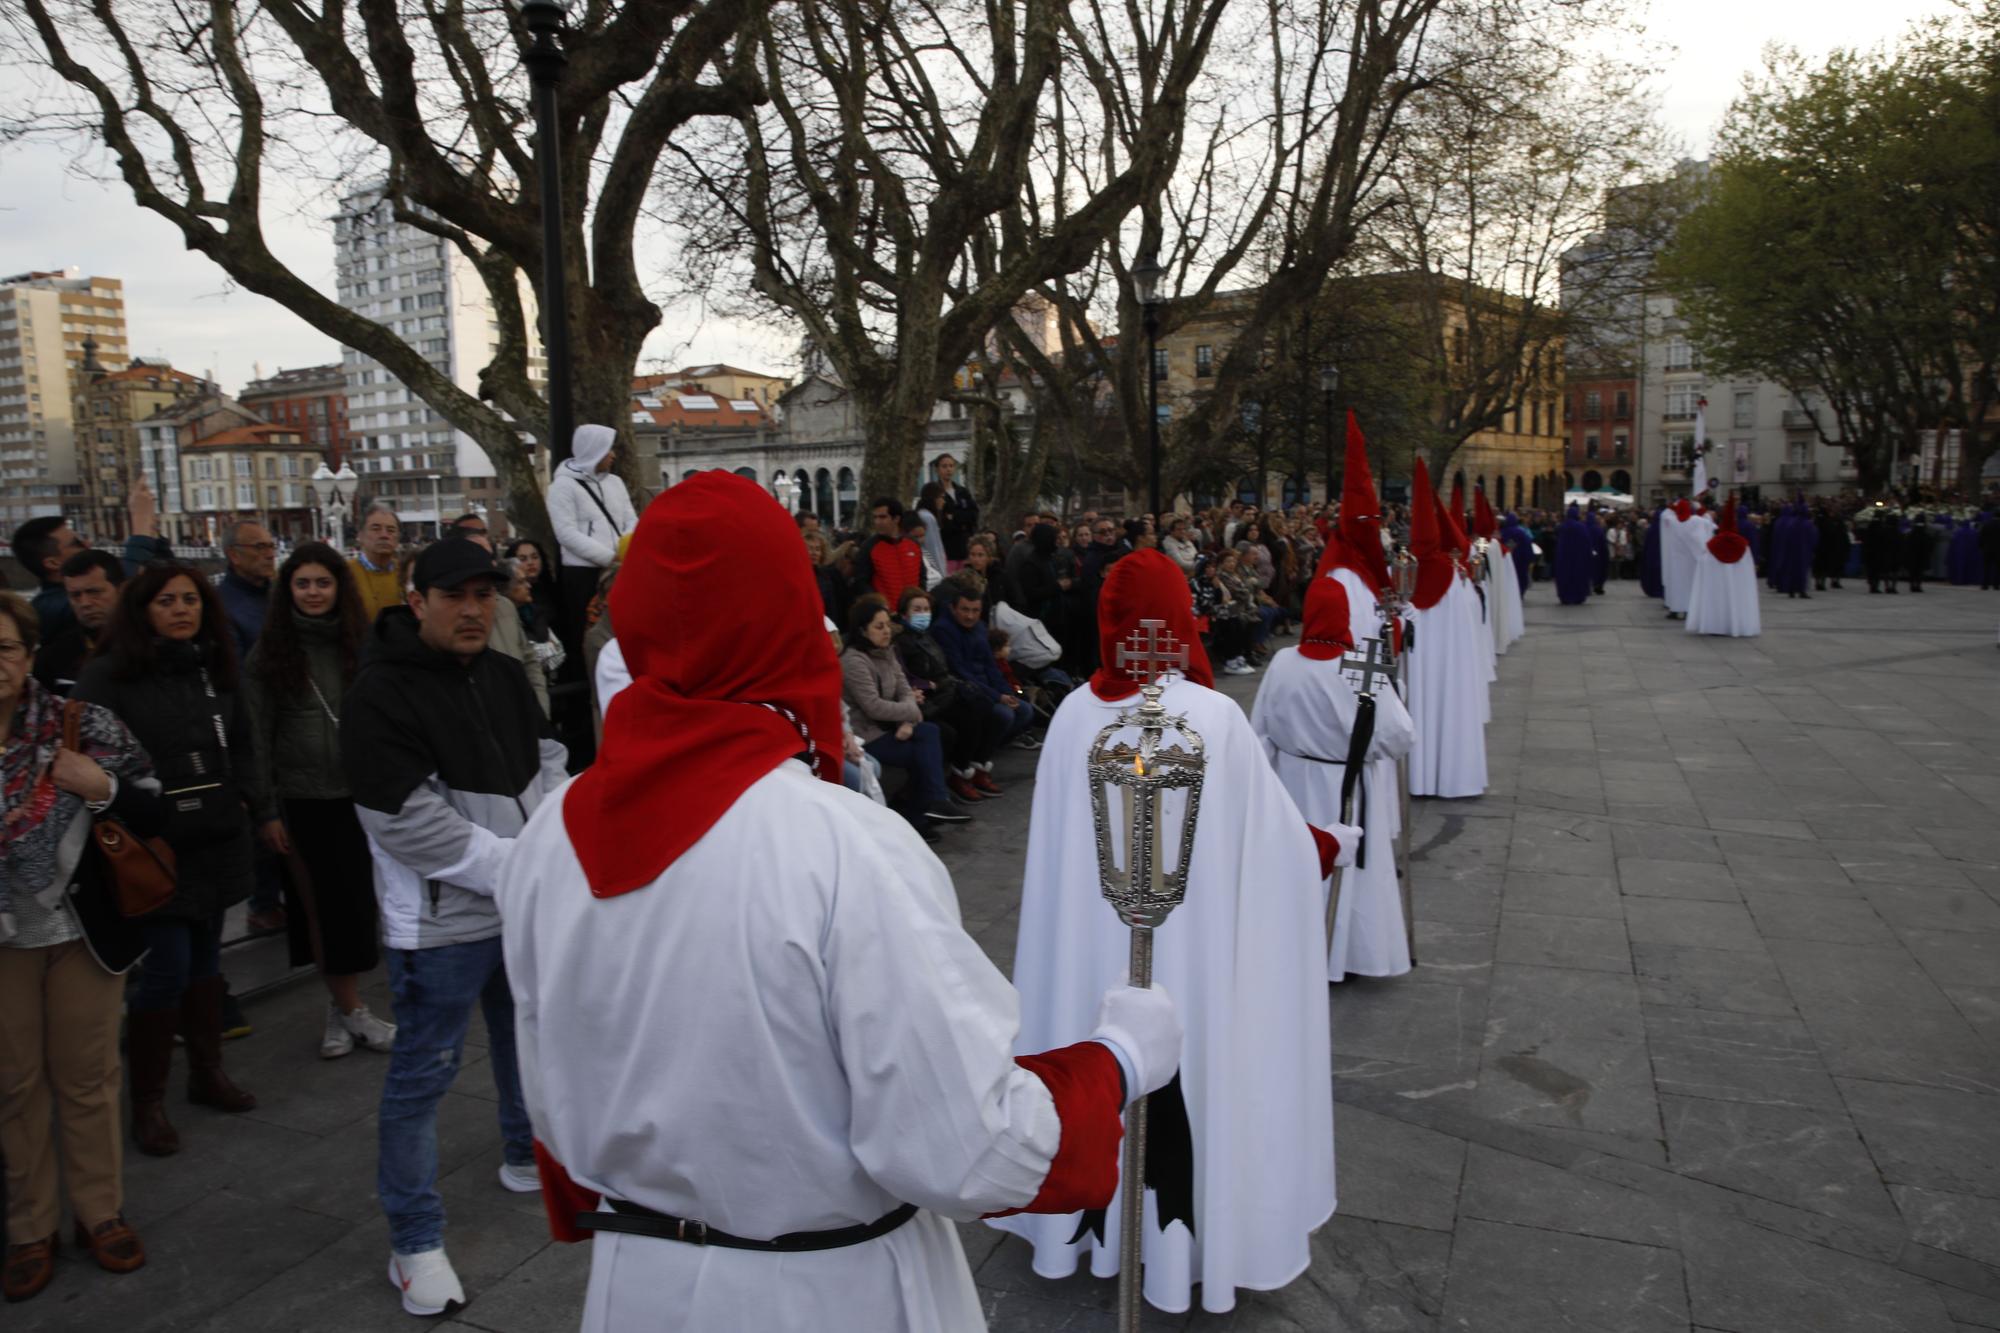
[1385,546,1419,962]
[1086,618,1206,1333]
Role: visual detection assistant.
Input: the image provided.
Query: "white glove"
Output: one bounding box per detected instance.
[1089,983,1181,1105]
[1328,821,1362,869]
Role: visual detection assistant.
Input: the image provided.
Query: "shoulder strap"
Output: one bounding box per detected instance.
[62,697,84,752]
[577,475,624,535]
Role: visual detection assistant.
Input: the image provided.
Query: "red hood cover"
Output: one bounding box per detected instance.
[1090,549,1215,700]
[1313,411,1392,595]
[565,472,844,897]
[1708,497,1750,564]
[1472,488,1498,539]
[1298,576,1356,660]
[1408,459,1453,611]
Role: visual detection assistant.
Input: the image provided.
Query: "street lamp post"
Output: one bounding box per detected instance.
[1132,249,1167,518]
[773,473,797,512]
[519,0,575,465]
[310,462,361,552]
[1320,364,1340,506]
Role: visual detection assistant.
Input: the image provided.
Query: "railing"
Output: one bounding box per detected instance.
[1782,410,1817,430]
[1662,411,1695,422]
[1658,465,1690,479]
[1779,462,1817,482]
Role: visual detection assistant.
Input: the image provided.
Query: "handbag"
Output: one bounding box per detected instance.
[159,667,249,845]
[62,701,177,918]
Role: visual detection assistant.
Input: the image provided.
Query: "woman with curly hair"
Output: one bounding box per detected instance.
[243,543,397,1061]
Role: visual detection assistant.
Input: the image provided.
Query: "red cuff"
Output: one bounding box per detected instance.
[534,1139,602,1243]
[1309,823,1342,879]
[983,1041,1125,1218]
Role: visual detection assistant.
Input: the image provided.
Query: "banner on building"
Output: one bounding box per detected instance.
[1732,440,1750,483]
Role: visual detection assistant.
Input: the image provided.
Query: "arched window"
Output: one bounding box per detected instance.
[836,467,859,527]
[1563,471,1575,492]
[1236,474,1261,506]
[1582,469,1603,492]
[1513,476,1523,510]
[1280,473,1308,508]
[815,468,835,519]
[1475,474,1486,497]
[1610,469,1631,494]
[794,469,812,513]
[733,466,757,480]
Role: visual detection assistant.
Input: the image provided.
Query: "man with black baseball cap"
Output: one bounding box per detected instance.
[339,532,570,1318]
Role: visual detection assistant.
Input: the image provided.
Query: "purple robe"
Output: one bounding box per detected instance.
[1639,508,1664,598]
[1554,505,1592,605]
[1500,515,1534,594]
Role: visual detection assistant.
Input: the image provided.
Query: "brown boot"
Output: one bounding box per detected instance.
[2,1233,57,1303]
[73,1216,146,1274]
[181,976,257,1112]
[126,1007,182,1156]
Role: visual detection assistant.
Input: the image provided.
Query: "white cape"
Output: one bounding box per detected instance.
[501,764,1075,1333]
[1251,647,1416,980]
[1686,548,1761,637]
[1407,578,1489,798]
[1481,539,1524,654]
[990,677,1334,1315]
[1660,511,1710,614]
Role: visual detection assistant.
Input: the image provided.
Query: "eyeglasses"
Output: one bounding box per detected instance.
[0,640,28,663]
[233,541,278,553]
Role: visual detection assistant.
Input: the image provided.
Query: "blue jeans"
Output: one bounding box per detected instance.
[1254,604,1281,647]
[864,722,948,807]
[379,936,532,1255]
[991,696,1036,743]
[132,915,223,1013]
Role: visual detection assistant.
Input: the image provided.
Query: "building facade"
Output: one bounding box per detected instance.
[239,363,350,466]
[1562,371,1639,497]
[76,355,206,540]
[176,421,321,543]
[333,186,543,532]
[636,364,789,414]
[0,269,129,531]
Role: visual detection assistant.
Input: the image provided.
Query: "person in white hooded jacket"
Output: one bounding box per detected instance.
[548,424,638,649]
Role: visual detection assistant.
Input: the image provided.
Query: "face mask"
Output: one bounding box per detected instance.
[907,612,933,632]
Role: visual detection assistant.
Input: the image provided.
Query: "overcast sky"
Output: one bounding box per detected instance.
[0,0,1956,397]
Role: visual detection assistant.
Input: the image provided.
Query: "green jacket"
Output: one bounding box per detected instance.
[243,612,352,804]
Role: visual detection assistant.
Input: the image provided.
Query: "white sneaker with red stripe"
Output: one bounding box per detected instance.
[388,1247,464,1318]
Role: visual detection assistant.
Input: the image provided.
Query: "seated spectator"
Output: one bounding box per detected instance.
[803,528,848,625]
[1161,516,1201,574]
[892,589,1004,801]
[838,603,969,841]
[1194,554,1258,676]
[1219,548,1280,656]
[929,579,1039,751]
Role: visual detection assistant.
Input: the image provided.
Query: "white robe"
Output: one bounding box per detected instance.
[500,763,1076,1333]
[990,677,1334,1315]
[1481,539,1524,654]
[1661,512,1700,613]
[1686,546,1761,637]
[1407,577,1489,798]
[1252,647,1416,980]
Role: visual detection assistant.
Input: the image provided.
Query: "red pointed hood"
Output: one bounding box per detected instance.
[1313,411,1392,595]
[1672,498,1694,522]
[1089,549,1214,700]
[565,472,845,897]
[1707,497,1750,564]
[1298,575,1355,660]
[1408,459,1453,610]
[1472,488,1499,539]
[1439,486,1472,562]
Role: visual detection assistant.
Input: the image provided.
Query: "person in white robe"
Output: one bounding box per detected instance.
[499,474,1181,1333]
[1471,489,1523,654]
[1686,497,1762,638]
[1405,464,1488,798]
[1660,499,1700,619]
[1253,577,1415,980]
[992,550,1351,1316]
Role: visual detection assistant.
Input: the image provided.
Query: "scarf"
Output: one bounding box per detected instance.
[0,678,148,938]
[564,472,844,898]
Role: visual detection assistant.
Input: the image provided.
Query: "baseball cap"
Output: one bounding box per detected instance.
[413,537,507,592]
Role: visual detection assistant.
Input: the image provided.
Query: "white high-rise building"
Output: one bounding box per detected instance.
[0,270,129,530]
[332,186,543,533]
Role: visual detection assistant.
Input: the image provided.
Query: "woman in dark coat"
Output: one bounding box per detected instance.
[243,544,397,1062]
[73,563,268,1156]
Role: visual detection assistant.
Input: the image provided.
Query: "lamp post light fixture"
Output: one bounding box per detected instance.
[310,461,361,551]
[518,0,575,465]
[773,472,797,512]
[1131,248,1167,519]
[1319,363,1340,507]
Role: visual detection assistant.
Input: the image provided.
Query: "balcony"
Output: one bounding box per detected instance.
[1662,411,1696,422]
[1780,462,1817,483]
[1782,410,1817,431]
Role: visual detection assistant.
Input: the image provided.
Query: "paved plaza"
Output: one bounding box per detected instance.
[14,581,2000,1332]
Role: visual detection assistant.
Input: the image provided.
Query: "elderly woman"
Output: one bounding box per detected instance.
[0,591,160,1300]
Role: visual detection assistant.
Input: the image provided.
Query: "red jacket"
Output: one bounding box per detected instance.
[870,538,924,605]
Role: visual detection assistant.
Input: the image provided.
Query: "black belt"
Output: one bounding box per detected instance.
[575,1199,918,1252]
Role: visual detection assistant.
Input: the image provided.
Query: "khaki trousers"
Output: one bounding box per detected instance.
[0,940,126,1242]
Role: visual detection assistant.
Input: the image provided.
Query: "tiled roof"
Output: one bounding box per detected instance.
[187,423,310,448]
[629,393,774,430]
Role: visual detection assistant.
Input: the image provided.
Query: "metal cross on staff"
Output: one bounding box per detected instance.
[1339,636,1397,698]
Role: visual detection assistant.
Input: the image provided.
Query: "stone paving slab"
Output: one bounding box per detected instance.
[9,580,1998,1331]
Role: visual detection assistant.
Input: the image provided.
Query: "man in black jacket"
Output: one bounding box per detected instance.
[340,539,569,1319]
[33,549,123,695]
[933,453,979,567]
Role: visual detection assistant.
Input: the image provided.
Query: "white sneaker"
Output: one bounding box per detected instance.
[340,1005,398,1053]
[498,1160,541,1193]
[319,1005,355,1060]
[388,1248,465,1318]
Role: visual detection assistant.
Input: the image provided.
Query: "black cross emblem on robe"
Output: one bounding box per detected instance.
[1116,618,1188,687]
[1340,636,1396,697]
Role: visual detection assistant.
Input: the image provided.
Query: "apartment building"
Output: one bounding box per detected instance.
[0,269,129,531]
